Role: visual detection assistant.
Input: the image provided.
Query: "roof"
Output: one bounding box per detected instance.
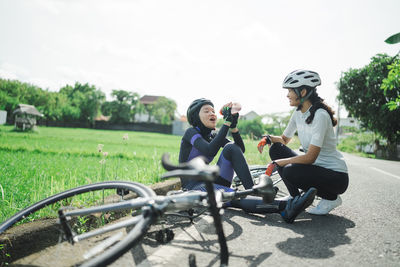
[243,111,259,117]
[180,115,187,122]
[139,95,161,105]
[94,115,111,121]
[13,104,43,117]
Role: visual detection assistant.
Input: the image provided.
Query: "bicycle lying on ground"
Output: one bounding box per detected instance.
[0,154,277,267]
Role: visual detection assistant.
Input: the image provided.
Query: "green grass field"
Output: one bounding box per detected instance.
[0,125,299,223]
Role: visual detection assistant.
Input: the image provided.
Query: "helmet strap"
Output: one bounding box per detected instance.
[299,88,315,104]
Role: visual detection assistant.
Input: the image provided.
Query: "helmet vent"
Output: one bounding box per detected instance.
[304,75,313,79]
[290,80,299,84]
[285,77,293,83]
[296,71,305,75]
[311,79,319,82]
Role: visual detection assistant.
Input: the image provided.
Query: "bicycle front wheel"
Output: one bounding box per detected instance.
[0,181,156,266]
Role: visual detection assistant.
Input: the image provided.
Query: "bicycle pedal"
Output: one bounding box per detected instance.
[155,229,174,243]
[166,229,174,242]
[188,253,197,267]
[187,209,194,217]
[116,188,130,196]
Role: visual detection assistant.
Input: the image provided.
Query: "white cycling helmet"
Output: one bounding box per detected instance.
[282,70,321,89]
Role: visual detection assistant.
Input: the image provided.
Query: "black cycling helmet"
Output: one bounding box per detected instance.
[186,98,214,126]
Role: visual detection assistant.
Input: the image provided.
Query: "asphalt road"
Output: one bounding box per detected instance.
[9,153,400,266]
[109,152,400,267]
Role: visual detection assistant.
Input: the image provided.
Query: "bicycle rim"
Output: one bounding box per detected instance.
[0,181,155,266]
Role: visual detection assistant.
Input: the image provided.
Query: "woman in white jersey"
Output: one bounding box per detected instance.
[258,69,349,215]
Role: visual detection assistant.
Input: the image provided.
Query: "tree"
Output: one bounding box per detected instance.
[237,117,265,139]
[381,58,400,111]
[0,78,49,122]
[337,54,400,159]
[382,32,400,111]
[59,82,105,125]
[41,92,71,121]
[152,97,177,124]
[143,103,156,123]
[101,90,140,123]
[262,112,291,135]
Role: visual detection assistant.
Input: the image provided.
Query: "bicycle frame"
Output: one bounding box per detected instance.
[56,154,276,267]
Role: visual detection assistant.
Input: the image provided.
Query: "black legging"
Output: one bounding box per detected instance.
[269,143,349,200]
[219,143,254,189]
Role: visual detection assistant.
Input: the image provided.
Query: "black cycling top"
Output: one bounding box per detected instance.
[179,124,245,188]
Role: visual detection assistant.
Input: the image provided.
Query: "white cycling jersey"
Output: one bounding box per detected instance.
[283,107,348,173]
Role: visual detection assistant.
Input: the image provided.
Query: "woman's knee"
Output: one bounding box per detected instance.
[269,143,280,160]
[269,143,297,160]
[222,143,242,160]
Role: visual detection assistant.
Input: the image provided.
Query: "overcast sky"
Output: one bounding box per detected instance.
[0,0,399,117]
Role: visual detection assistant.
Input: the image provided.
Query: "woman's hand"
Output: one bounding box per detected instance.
[220,102,235,128]
[220,102,233,113]
[257,139,266,153]
[257,135,271,153]
[274,158,290,167]
[274,145,321,167]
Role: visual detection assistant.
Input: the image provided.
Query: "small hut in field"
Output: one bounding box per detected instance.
[13,104,43,131]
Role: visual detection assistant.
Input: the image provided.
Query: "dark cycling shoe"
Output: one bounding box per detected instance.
[280,187,317,224]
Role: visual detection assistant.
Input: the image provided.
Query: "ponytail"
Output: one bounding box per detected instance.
[306,91,337,126]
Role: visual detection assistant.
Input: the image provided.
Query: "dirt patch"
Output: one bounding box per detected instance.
[1,218,60,264]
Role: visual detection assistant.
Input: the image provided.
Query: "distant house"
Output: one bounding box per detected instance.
[241,111,260,121]
[0,110,6,125]
[135,95,161,123]
[139,95,160,105]
[172,115,189,135]
[13,104,43,131]
[339,117,360,129]
[94,115,111,122]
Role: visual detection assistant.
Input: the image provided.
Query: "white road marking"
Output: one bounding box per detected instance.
[370,167,400,181]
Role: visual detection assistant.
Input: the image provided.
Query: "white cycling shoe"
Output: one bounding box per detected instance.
[307,195,342,215]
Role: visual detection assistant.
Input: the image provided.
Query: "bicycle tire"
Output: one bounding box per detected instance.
[80,210,157,267]
[0,181,156,266]
[0,181,155,234]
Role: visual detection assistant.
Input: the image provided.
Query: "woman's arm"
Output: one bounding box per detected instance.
[230,129,245,153]
[274,144,321,167]
[191,124,230,157]
[269,134,291,145]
